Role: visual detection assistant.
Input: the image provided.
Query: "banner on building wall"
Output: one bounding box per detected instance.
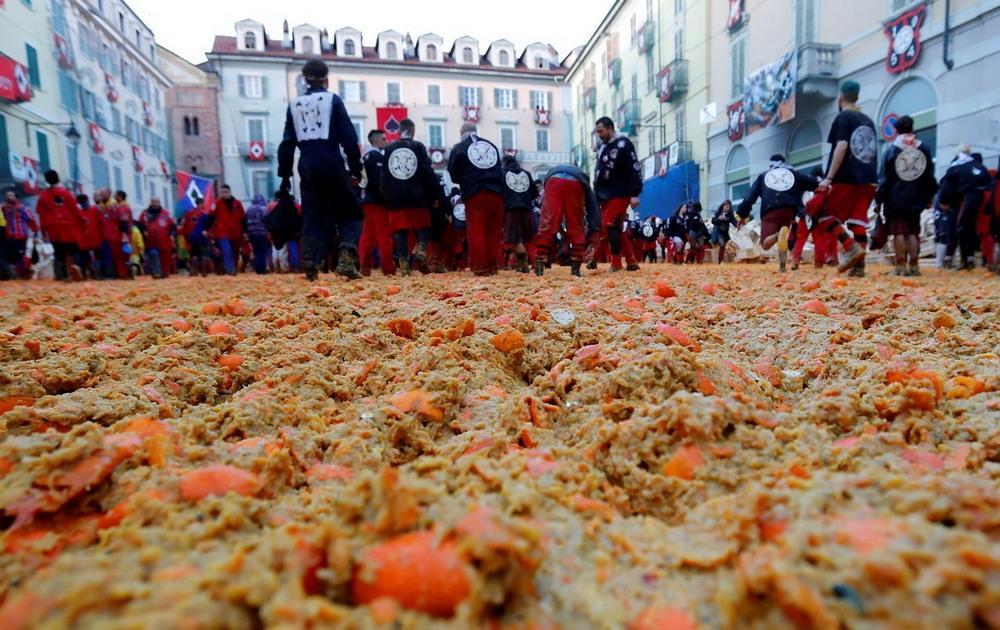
[727,0,745,32]
[105,72,118,103]
[462,105,480,123]
[21,157,40,195]
[429,148,447,166]
[535,109,551,126]
[54,33,73,69]
[742,50,797,137]
[0,54,33,103]
[248,140,266,161]
[132,145,143,173]
[657,66,672,103]
[884,3,926,74]
[176,171,215,212]
[142,100,153,126]
[727,100,745,142]
[376,106,408,142]
[88,122,104,155]
[160,161,170,177]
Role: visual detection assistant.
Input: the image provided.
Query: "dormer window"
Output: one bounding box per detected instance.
[535,56,546,69]
[426,44,437,61]
[244,31,257,50]
[462,47,474,63]
[386,42,398,59]
[302,36,315,54]
[344,39,356,56]
[499,50,510,66]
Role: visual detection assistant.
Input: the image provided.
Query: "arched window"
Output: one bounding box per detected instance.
[386,42,398,59]
[535,56,546,69]
[192,116,200,136]
[343,39,356,56]
[881,77,938,159]
[463,47,474,63]
[499,50,510,66]
[244,31,257,50]
[725,145,751,205]
[183,116,191,136]
[301,36,315,55]
[787,120,823,170]
[426,44,437,61]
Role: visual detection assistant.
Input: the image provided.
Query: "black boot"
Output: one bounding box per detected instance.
[534,257,545,277]
[516,252,530,273]
[335,249,362,280]
[570,262,582,277]
[304,267,319,282]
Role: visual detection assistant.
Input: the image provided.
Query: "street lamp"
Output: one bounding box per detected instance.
[65,124,81,191]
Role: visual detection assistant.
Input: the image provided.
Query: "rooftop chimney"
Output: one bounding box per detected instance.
[321,28,330,52]
[282,20,291,48]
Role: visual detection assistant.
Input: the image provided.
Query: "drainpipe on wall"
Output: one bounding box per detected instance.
[943,0,955,71]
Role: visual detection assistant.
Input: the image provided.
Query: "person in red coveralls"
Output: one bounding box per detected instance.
[448,122,505,276]
[591,116,642,272]
[95,189,128,279]
[36,170,83,282]
[113,190,135,276]
[359,129,395,276]
[77,193,103,279]
[212,184,245,275]
[140,197,176,278]
[534,164,599,278]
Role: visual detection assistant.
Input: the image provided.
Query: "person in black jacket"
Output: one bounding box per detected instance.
[380,119,441,276]
[938,147,993,269]
[500,154,536,273]
[664,204,688,264]
[591,117,642,272]
[277,60,363,281]
[684,201,711,264]
[638,216,659,263]
[711,200,738,264]
[875,116,938,276]
[535,164,599,277]
[448,122,505,276]
[738,154,818,272]
[358,129,396,276]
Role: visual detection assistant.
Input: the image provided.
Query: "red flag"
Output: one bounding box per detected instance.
[376,106,408,142]
[0,54,33,103]
[21,157,40,195]
[248,140,266,161]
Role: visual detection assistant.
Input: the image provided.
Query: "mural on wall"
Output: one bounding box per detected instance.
[742,50,797,137]
[884,3,926,74]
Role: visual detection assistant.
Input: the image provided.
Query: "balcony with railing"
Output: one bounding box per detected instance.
[583,86,597,111]
[797,43,841,99]
[608,58,622,87]
[637,20,655,55]
[667,140,694,165]
[659,58,689,103]
[618,98,642,136]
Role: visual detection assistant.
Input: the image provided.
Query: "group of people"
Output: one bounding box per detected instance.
[5,72,999,284]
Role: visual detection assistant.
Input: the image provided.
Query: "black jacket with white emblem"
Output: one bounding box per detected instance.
[738,162,818,219]
[380,137,442,210]
[447,134,505,200]
[501,164,536,212]
[594,134,643,201]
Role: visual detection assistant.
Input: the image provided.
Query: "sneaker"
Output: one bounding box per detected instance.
[586,260,598,270]
[777,226,790,253]
[779,263,787,273]
[534,258,545,277]
[848,265,866,278]
[908,265,921,277]
[398,258,411,277]
[626,263,640,272]
[610,266,623,273]
[68,264,83,282]
[791,259,800,271]
[516,253,530,274]
[837,245,865,273]
[570,262,582,277]
[894,265,905,276]
[304,267,319,282]
[335,249,362,280]
[412,243,428,273]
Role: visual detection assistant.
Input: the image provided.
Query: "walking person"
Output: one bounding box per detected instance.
[500,154,537,273]
[77,194,103,279]
[211,184,244,276]
[245,195,271,275]
[35,170,83,282]
[938,147,992,270]
[359,129,396,276]
[2,189,37,279]
[711,201,737,264]
[534,164,599,277]
[139,198,176,279]
[277,60,364,281]
[591,117,642,272]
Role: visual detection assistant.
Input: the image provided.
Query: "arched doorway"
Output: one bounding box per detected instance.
[880,77,937,159]
[725,145,750,205]
[787,120,823,173]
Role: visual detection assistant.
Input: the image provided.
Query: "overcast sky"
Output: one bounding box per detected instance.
[129,0,613,65]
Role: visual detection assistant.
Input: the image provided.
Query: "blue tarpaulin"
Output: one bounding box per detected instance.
[636,160,699,219]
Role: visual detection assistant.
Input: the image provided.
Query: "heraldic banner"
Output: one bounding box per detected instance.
[742,50,797,137]
[376,106,408,142]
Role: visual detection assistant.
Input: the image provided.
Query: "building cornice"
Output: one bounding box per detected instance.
[67,0,171,86]
[565,0,630,82]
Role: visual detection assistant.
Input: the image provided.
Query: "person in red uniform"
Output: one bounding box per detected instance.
[534,164,599,277]
[113,191,135,275]
[448,122,505,276]
[500,154,537,273]
[36,170,83,282]
[77,193,103,279]
[988,160,1000,273]
[816,81,877,276]
[95,189,127,279]
[180,197,211,276]
[212,184,245,275]
[381,119,442,276]
[591,116,642,272]
[139,197,176,278]
[358,129,395,276]
[3,189,38,279]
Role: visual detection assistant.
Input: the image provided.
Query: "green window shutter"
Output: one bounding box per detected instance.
[547,91,553,110]
[36,131,50,172]
[529,90,537,108]
[493,88,500,107]
[360,81,367,102]
[476,87,483,107]
[512,90,518,109]
[338,80,345,96]
[261,76,269,99]
[458,86,464,105]
[25,44,40,88]
[0,115,9,179]
[239,75,246,98]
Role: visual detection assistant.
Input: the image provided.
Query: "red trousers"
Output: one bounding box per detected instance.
[599,197,637,268]
[465,191,504,274]
[825,183,876,243]
[359,203,395,275]
[791,217,837,266]
[537,177,586,261]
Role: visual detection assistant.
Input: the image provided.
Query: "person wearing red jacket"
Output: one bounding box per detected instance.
[140,198,176,279]
[977,164,998,270]
[36,170,83,282]
[591,117,642,272]
[181,197,212,276]
[96,189,128,279]
[212,184,245,275]
[77,194,103,279]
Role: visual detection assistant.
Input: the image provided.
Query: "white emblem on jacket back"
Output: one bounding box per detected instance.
[895,147,927,182]
[388,148,418,180]
[292,92,333,142]
[468,140,498,169]
[849,126,876,164]
[764,168,795,192]
[505,171,530,193]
